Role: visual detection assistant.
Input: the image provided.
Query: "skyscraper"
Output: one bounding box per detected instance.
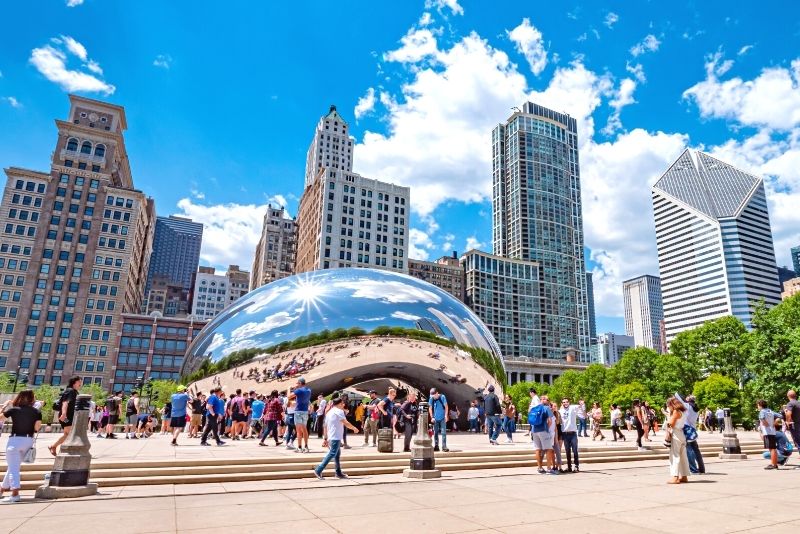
[586,272,597,342]
[491,102,590,360]
[190,265,250,320]
[146,215,203,291]
[0,95,155,387]
[622,274,664,352]
[250,204,296,290]
[295,106,410,273]
[652,149,780,343]
[792,246,800,274]
[594,332,634,365]
[408,253,465,301]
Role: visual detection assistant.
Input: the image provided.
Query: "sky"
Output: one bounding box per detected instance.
[1,0,799,335]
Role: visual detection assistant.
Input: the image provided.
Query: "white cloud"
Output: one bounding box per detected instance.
[683,55,800,130]
[153,54,173,69]
[384,28,440,64]
[409,228,435,260]
[603,78,637,135]
[175,198,265,270]
[629,34,661,57]
[354,87,376,119]
[424,0,463,16]
[465,236,484,251]
[604,12,619,29]
[29,37,115,95]
[66,0,84,7]
[441,233,455,252]
[507,18,548,75]
[392,311,422,321]
[626,61,646,83]
[738,44,754,56]
[2,97,21,108]
[267,194,289,208]
[419,12,432,26]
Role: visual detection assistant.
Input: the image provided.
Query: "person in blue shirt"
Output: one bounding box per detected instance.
[290,377,312,453]
[249,394,266,438]
[200,388,226,446]
[428,388,449,452]
[169,385,191,446]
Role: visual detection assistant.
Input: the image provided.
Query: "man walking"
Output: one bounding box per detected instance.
[259,390,283,446]
[189,394,205,438]
[559,398,580,472]
[529,395,556,474]
[363,390,380,446]
[124,391,140,439]
[249,394,265,439]
[313,396,360,480]
[105,390,123,439]
[716,407,725,433]
[200,388,226,446]
[484,385,502,445]
[576,399,588,437]
[169,385,191,446]
[783,390,800,449]
[428,388,449,452]
[290,377,312,453]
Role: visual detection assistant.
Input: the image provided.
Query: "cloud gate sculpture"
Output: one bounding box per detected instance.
[183,268,505,414]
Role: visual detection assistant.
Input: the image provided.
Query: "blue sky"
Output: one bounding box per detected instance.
[1,0,799,334]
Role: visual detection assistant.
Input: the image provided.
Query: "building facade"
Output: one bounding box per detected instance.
[250,205,296,290]
[145,215,202,292]
[408,253,464,301]
[143,274,188,317]
[586,272,597,343]
[622,274,664,353]
[114,313,207,393]
[593,332,634,365]
[652,150,781,343]
[190,265,249,320]
[0,95,155,388]
[491,102,591,360]
[295,107,410,274]
[792,246,800,274]
[782,277,800,300]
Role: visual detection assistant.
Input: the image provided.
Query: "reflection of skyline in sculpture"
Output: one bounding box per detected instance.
[183,268,503,375]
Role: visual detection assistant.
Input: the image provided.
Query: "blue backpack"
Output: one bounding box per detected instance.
[528,404,548,431]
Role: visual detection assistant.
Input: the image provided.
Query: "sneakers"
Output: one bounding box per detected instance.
[504,438,513,444]
[547,468,559,475]
[335,473,349,479]
[434,445,440,452]
[200,442,210,446]
[170,439,177,446]
[442,448,450,452]
[764,464,779,470]
[574,466,580,473]
[258,442,267,447]
[303,447,310,453]
[286,444,295,450]
[537,467,546,474]
[216,441,226,446]
[637,447,647,451]
[343,444,352,449]
[1,495,21,504]
[312,470,324,480]
[489,439,498,445]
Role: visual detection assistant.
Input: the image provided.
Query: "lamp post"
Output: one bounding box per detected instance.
[11,364,28,393]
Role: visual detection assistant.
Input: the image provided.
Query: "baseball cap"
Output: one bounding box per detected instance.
[297,377,306,384]
[369,390,377,394]
[487,385,495,392]
[176,385,186,392]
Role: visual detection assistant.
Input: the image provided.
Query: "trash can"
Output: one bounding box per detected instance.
[377,428,394,453]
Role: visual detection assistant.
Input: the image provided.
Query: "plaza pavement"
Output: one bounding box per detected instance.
[0,428,793,533]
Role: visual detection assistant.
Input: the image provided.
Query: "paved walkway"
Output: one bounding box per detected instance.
[0,455,796,533]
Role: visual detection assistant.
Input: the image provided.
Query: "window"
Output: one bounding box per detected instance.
[66,138,78,151]
[80,141,92,154]
[94,144,105,157]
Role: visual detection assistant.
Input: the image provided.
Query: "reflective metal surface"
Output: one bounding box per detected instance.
[185,268,502,369]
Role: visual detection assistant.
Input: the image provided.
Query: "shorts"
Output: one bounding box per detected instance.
[191,414,202,426]
[232,414,248,423]
[764,435,777,450]
[293,411,309,427]
[171,416,187,429]
[531,431,554,451]
[127,414,138,425]
[60,420,73,429]
[108,414,120,425]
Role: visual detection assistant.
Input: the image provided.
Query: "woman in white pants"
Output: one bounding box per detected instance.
[0,390,42,503]
[666,397,689,484]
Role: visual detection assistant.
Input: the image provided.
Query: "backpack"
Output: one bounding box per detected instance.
[528,404,548,431]
[53,389,67,412]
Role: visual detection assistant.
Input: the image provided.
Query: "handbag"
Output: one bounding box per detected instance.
[684,424,698,442]
[23,433,38,464]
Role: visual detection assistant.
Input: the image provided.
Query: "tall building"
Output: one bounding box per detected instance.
[250,204,296,290]
[777,266,797,293]
[622,274,664,352]
[143,274,188,317]
[114,313,206,392]
[593,332,634,365]
[491,102,590,360]
[190,264,249,320]
[408,253,464,301]
[295,106,410,274]
[146,215,202,291]
[782,277,800,300]
[586,272,597,342]
[791,246,800,274]
[0,95,155,388]
[652,149,781,343]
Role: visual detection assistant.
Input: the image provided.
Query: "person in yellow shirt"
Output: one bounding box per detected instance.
[354,401,366,431]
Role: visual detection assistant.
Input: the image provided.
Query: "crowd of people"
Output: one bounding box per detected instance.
[1,377,799,503]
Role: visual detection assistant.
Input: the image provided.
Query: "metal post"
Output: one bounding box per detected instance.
[719,407,747,460]
[403,401,441,479]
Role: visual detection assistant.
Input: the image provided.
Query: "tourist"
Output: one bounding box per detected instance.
[559,398,580,472]
[529,395,556,474]
[313,396,359,480]
[189,394,205,438]
[136,413,155,438]
[283,388,297,449]
[449,404,460,432]
[632,398,646,451]
[169,385,191,446]
[378,387,397,431]
[764,420,793,466]
[641,401,652,441]
[124,391,140,439]
[200,387,226,446]
[259,390,283,446]
[665,397,690,484]
[483,385,502,446]
[99,403,109,438]
[758,400,779,470]
[576,399,588,437]
[610,404,626,441]
[715,407,725,433]
[624,409,634,431]
[314,394,327,439]
[290,377,312,453]
[229,389,247,440]
[783,390,800,448]
[675,393,704,474]
[49,375,81,456]
[399,391,419,452]
[704,407,714,433]
[502,394,516,444]
[591,402,605,441]
[249,394,265,439]
[160,400,172,435]
[551,399,563,471]
[467,401,479,433]
[0,390,42,503]
[105,390,122,439]
[91,402,103,436]
[88,398,97,433]
[363,390,380,446]
[428,387,449,452]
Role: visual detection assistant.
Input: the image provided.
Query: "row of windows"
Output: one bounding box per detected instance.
[118,354,185,367]
[100,223,128,235]
[4,224,35,237]
[7,209,40,222]
[65,138,106,157]
[98,237,126,250]
[14,180,46,193]
[43,249,85,262]
[45,230,90,244]
[40,264,83,276]
[89,284,118,296]
[106,196,134,208]
[54,200,96,213]
[10,194,42,208]
[85,298,115,310]
[1,275,24,286]
[50,215,92,230]
[0,258,28,270]
[63,160,100,172]
[74,359,105,372]
[0,244,31,256]
[36,280,80,293]
[80,328,111,341]
[78,344,108,356]
[103,209,131,221]
[31,310,73,322]
[59,174,100,189]
[84,314,114,326]
[95,255,123,267]
[31,294,78,306]
[91,269,121,281]
[26,325,71,338]
[20,343,69,355]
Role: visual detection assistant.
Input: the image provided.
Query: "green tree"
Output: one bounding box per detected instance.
[670,315,748,385]
[606,347,661,390]
[651,354,700,406]
[0,372,15,393]
[605,382,652,413]
[148,380,179,410]
[80,382,108,406]
[548,370,583,404]
[693,373,742,425]
[506,381,549,418]
[34,385,61,424]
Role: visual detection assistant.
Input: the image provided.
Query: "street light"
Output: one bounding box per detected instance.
[11,364,29,393]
